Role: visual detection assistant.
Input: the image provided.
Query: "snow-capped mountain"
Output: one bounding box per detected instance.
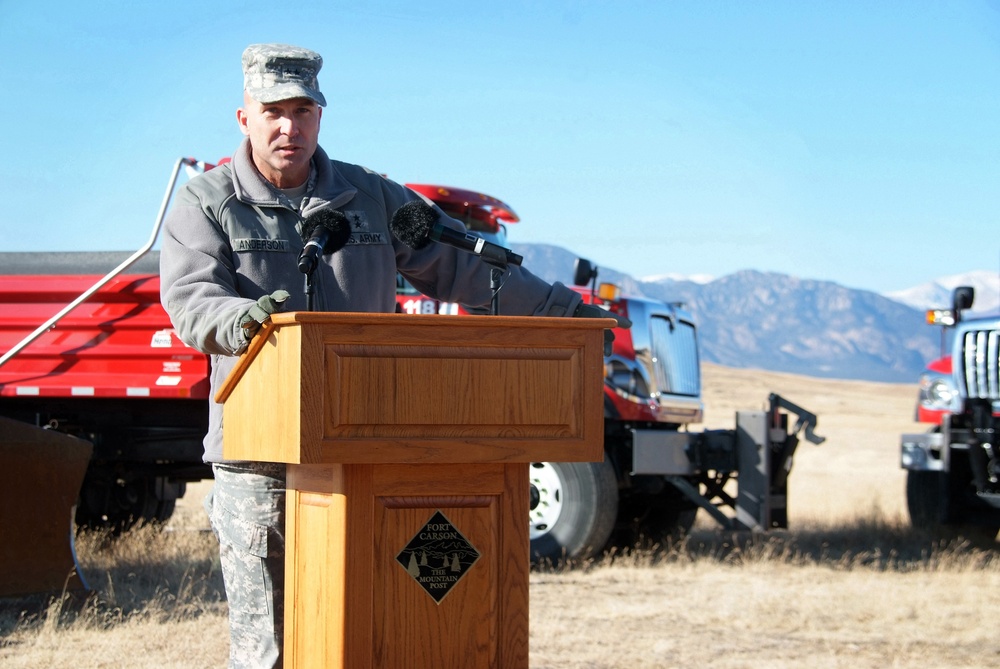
[641,272,715,285]
[885,270,1000,317]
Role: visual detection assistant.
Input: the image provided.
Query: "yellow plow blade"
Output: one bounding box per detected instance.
[0,417,93,597]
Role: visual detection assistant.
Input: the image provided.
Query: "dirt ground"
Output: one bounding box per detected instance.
[527,364,1000,669]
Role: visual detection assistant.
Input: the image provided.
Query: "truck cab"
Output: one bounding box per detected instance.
[901,286,1000,541]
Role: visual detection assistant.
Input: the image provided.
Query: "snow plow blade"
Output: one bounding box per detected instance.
[0,417,92,597]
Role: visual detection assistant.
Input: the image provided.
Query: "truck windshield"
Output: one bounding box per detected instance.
[650,316,701,397]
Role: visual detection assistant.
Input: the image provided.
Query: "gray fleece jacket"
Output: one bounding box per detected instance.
[160,138,582,462]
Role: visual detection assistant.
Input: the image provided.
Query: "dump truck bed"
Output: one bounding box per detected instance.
[0,251,209,400]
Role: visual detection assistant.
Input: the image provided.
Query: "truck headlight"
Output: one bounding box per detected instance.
[918,372,958,411]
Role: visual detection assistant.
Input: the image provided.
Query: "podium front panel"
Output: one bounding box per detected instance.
[285,462,529,669]
[370,463,529,668]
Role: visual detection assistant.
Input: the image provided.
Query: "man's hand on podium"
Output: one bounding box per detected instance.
[239,290,291,341]
[573,303,632,356]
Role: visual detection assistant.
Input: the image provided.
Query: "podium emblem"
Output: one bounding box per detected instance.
[396,510,481,603]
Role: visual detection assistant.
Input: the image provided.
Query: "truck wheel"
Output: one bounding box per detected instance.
[528,459,618,565]
[75,470,179,532]
[906,469,949,528]
[907,469,999,543]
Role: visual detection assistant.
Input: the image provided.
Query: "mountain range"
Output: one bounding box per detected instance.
[512,243,999,383]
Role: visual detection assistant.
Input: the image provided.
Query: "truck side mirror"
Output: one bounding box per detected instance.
[952,286,975,320]
[573,258,598,287]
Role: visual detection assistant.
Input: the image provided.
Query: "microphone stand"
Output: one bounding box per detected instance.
[303,270,317,312]
[485,260,508,316]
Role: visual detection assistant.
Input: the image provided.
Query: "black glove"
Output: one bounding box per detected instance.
[573,303,632,356]
[239,290,291,341]
[573,303,632,328]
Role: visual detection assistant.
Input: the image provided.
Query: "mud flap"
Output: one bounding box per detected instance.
[0,417,93,597]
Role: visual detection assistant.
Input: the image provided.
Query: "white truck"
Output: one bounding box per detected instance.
[901,286,1000,541]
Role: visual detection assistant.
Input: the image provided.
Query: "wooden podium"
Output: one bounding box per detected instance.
[216,312,609,669]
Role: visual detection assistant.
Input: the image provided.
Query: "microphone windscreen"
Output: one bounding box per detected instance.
[303,209,353,253]
[390,200,439,250]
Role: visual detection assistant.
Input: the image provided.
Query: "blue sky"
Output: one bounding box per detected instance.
[1,1,998,294]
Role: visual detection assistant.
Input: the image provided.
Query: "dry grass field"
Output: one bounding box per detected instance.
[3,363,999,668]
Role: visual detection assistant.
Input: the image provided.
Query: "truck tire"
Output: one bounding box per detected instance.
[907,468,999,543]
[528,458,618,565]
[905,469,949,528]
[75,470,179,532]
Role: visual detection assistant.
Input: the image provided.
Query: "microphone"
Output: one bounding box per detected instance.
[390,200,523,267]
[298,209,352,274]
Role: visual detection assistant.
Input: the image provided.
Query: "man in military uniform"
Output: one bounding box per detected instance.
[159,43,614,668]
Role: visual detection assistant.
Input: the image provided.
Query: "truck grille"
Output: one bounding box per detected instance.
[650,317,700,397]
[960,326,1000,400]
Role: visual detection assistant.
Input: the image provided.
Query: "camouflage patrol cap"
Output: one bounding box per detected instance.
[242,43,327,107]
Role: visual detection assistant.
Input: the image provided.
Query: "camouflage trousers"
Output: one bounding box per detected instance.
[208,462,287,669]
